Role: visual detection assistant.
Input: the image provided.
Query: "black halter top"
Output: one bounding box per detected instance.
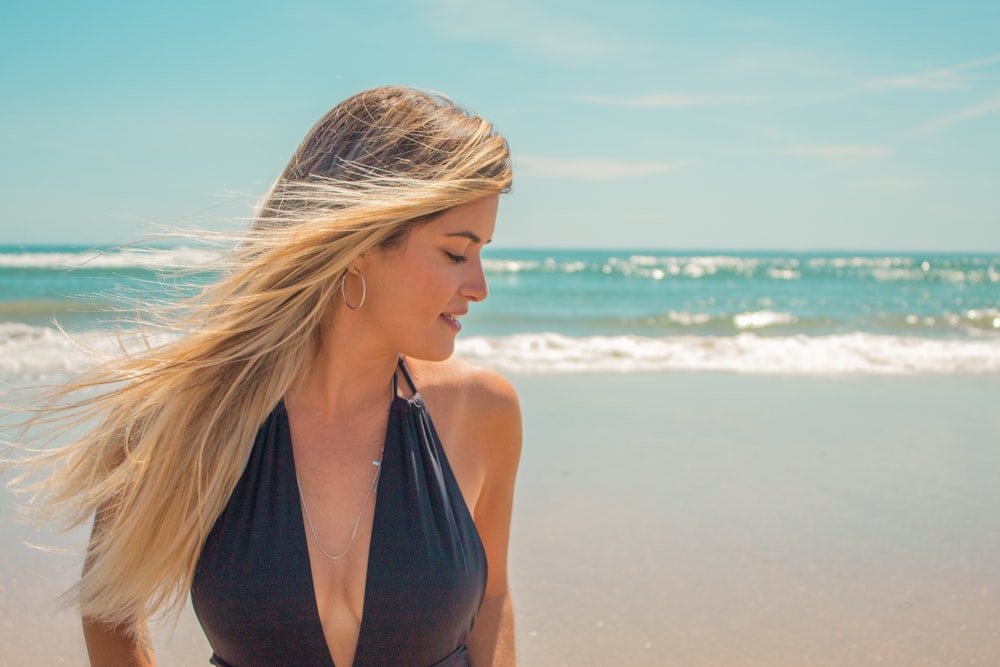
[191,361,487,666]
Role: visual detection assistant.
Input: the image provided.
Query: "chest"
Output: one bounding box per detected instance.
[191,401,488,666]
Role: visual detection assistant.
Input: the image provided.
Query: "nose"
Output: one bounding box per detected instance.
[462,257,489,302]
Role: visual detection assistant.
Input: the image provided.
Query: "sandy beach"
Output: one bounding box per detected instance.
[3,371,1000,666]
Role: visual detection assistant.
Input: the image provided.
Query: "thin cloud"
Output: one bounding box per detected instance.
[517,155,688,180]
[776,145,890,159]
[864,72,967,91]
[421,0,612,62]
[912,94,1000,135]
[571,93,763,108]
[774,53,1000,109]
[862,54,1000,92]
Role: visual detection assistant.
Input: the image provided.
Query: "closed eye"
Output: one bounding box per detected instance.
[444,251,467,263]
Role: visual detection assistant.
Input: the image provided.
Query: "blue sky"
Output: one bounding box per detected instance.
[1,0,998,250]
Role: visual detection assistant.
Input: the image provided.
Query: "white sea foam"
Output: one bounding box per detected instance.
[0,247,221,270]
[482,259,541,274]
[810,256,912,270]
[475,252,999,285]
[4,326,1000,381]
[0,324,85,376]
[0,324,172,379]
[767,268,801,280]
[456,332,1000,375]
[733,310,798,330]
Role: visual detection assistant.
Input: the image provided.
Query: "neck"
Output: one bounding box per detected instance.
[286,317,400,420]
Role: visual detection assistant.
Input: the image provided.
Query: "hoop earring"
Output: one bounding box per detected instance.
[340,269,366,310]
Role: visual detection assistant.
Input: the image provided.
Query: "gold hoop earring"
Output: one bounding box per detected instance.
[340,270,366,310]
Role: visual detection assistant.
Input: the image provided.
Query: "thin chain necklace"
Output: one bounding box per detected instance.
[297,446,385,560]
[294,370,396,561]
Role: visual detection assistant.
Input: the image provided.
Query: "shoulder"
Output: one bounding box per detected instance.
[406,356,520,423]
[407,357,521,520]
[404,356,522,464]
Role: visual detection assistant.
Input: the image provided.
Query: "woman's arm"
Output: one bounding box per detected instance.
[464,371,522,666]
[83,618,156,667]
[468,593,516,666]
[83,505,156,666]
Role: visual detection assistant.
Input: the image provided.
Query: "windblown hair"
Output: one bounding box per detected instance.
[9,86,511,632]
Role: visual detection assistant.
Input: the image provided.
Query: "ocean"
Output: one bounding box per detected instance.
[1,245,998,379]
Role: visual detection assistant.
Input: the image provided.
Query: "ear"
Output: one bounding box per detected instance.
[348,254,367,273]
[351,242,386,271]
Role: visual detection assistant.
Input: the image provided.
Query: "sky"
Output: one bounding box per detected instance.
[1,0,998,251]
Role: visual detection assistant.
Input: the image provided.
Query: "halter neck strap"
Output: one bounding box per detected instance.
[395,356,418,396]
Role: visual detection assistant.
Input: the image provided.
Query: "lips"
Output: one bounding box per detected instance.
[441,312,463,332]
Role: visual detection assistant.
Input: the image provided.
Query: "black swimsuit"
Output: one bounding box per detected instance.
[191,361,487,666]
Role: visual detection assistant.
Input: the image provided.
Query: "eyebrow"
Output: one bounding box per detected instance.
[445,231,491,244]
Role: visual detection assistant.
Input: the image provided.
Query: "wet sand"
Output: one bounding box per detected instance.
[3,372,1000,665]
[511,373,1000,665]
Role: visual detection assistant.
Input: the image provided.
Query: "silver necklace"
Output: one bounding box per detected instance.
[297,447,384,561]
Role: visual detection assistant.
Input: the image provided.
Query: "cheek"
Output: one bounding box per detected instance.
[376,269,444,321]
[404,264,452,300]
[369,247,455,316]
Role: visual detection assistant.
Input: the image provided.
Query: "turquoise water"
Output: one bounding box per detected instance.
[2,245,999,376]
[475,249,1000,337]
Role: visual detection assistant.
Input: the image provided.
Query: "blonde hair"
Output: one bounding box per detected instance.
[8,86,511,631]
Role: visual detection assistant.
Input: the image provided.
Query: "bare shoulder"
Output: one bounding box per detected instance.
[405,356,520,421]
[404,356,522,474]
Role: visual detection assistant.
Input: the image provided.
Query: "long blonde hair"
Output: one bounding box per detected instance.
[8,86,511,631]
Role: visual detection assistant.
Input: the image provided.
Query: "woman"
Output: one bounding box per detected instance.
[18,86,520,666]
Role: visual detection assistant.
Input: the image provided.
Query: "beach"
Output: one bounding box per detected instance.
[511,372,1000,666]
[4,371,999,666]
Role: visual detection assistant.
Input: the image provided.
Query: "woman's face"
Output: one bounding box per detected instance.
[351,195,499,361]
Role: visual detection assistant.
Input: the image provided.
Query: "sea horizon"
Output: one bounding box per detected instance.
[5,242,1000,254]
